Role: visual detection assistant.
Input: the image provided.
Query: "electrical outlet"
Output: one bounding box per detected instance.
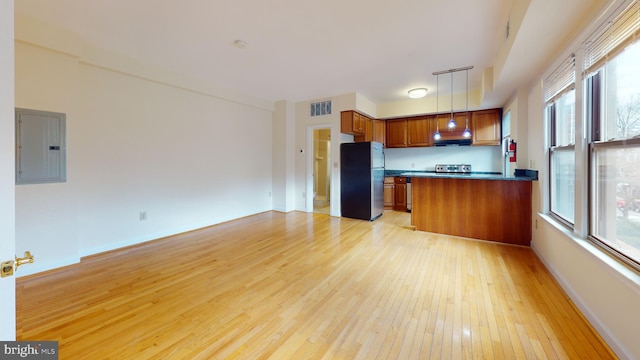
[302,192,306,198]
[139,211,147,221]
[268,192,272,197]
[411,163,415,169]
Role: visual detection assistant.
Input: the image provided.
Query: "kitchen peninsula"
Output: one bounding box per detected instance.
[405,171,536,246]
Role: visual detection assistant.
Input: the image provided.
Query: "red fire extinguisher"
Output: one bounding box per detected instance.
[509,140,517,163]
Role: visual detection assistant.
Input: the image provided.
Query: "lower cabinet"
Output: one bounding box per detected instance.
[393,177,407,211]
[384,177,394,210]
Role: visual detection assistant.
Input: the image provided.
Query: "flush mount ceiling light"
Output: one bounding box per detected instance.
[233,40,247,49]
[408,88,428,99]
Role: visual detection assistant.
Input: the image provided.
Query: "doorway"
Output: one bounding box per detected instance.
[313,128,331,215]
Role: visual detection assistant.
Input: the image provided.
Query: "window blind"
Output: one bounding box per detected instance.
[583,0,640,74]
[543,54,575,103]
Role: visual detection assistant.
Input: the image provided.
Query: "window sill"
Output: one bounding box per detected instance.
[537,213,640,296]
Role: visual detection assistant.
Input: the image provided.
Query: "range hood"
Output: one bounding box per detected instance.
[434,138,472,146]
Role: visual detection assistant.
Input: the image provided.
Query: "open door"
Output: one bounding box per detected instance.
[313,128,331,215]
[0,0,16,341]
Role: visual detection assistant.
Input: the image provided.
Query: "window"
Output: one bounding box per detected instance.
[585,0,640,269]
[588,42,640,267]
[545,56,576,226]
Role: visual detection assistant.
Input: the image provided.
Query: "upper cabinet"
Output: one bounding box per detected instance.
[433,112,469,141]
[343,111,386,146]
[372,119,386,146]
[341,108,502,147]
[386,116,432,148]
[341,111,366,135]
[407,116,432,147]
[471,108,502,146]
[385,118,407,148]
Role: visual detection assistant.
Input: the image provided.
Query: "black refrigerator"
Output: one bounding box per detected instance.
[340,141,385,221]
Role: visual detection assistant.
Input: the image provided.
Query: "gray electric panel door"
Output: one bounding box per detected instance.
[15,108,66,184]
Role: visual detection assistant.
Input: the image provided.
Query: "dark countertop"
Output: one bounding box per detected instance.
[385,169,538,181]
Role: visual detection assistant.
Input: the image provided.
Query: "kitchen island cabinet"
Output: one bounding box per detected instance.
[410,176,532,245]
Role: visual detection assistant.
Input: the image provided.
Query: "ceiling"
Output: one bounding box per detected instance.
[14,0,605,108]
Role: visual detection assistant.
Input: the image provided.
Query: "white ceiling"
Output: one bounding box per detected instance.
[14,0,605,108]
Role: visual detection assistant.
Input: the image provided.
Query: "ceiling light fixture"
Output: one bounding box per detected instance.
[433,66,474,133]
[233,40,247,49]
[408,88,428,99]
[433,75,441,140]
[462,69,472,138]
[448,72,456,130]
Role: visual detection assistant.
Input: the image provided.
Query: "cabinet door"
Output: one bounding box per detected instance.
[354,116,373,142]
[394,183,407,211]
[407,116,431,147]
[386,119,407,148]
[384,178,394,209]
[340,111,365,135]
[372,119,386,146]
[471,109,501,145]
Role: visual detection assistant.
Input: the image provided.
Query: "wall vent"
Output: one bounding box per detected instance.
[310,100,331,117]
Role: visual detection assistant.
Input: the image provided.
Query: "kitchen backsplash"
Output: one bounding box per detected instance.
[384,146,503,173]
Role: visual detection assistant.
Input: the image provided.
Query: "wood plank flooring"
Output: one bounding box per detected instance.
[16,211,616,359]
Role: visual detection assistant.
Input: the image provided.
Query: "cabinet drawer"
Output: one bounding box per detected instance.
[394,177,407,184]
[384,177,395,184]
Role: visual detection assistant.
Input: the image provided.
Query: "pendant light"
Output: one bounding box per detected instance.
[462,68,472,138]
[433,74,441,140]
[447,72,456,129]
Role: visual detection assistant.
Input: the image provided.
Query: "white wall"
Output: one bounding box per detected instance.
[14,18,273,275]
[272,100,296,212]
[384,146,502,173]
[294,94,356,215]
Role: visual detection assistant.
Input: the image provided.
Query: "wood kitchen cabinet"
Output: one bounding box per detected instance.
[341,111,366,135]
[384,177,394,209]
[393,177,407,211]
[471,108,502,145]
[342,108,502,147]
[407,116,432,146]
[355,118,386,146]
[386,117,432,148]
[372,119,386,146]
[432,112,469,140]
[411,176,532,245]
[386,119,408,148]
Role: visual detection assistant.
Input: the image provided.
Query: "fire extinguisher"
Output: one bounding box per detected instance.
[508,140,517,163]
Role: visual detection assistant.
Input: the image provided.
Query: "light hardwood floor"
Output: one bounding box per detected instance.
[17,211,616,359]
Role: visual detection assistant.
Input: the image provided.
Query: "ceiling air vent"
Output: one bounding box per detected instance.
[310,100,331,117]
